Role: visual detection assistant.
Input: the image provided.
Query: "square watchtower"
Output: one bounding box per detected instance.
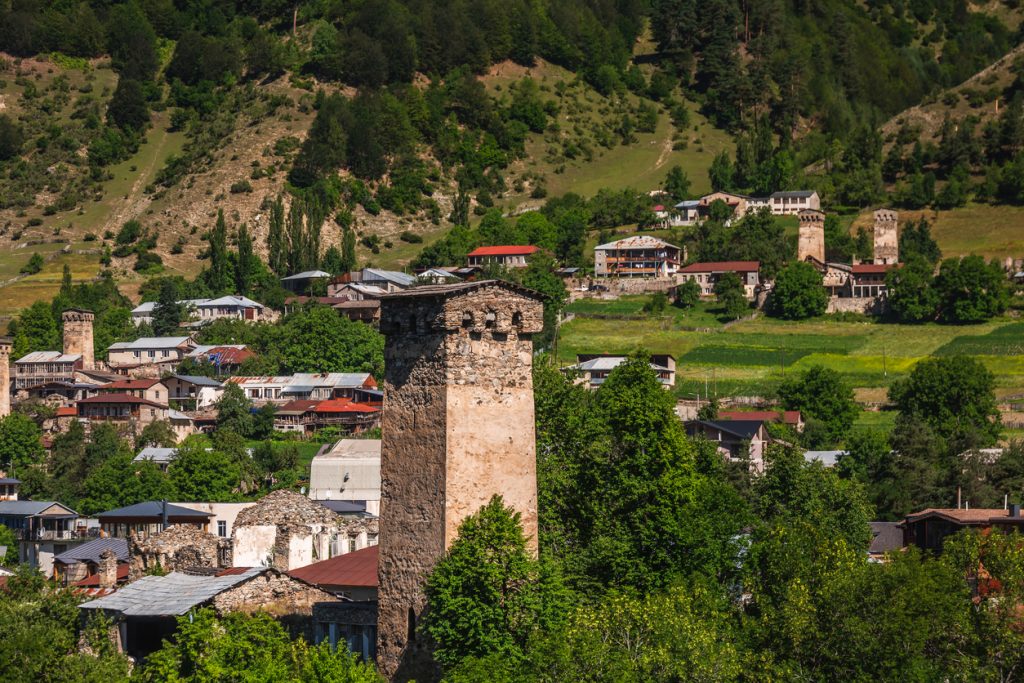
[375,280,544,681]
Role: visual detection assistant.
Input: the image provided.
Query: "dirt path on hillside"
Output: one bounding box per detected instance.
[105,121,171,231]
[654,130,674,170]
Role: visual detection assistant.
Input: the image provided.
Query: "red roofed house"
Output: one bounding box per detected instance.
[847,263,896,298]
[467,245,540,269]
[719,410,804,432]
[313,399,380,434]
[99,378,169,406]
[678,261,761,298]
[289,545,378,601]
[292,545,379,662]
[77,393,169,429]
[186,345,255,375]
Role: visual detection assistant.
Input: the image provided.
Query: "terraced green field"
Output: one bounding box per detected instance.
[556,296,1024,404]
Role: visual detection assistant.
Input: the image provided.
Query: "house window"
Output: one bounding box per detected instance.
[349,536,357,553]
[148,351,155,358]
[217,520,227,537]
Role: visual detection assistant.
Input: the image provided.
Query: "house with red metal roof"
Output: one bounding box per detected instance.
[902,506,1024,554]
[678,261,761,298]
[77,393,169,428]
[99,378,170,405]
[466,245,540,269]
[289,545,378,601]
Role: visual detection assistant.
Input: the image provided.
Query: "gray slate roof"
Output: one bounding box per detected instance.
[0,500,77,517]
[54,538,128,565]
[95,501,212,519]
[804,450,848,467]
[171,375,224,387]
[770,190,817,199]
[869,522,903,555]
[281,270,331,281]
[80,568,265,616]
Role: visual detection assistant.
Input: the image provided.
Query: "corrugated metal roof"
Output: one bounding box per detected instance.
[80,568,266,616]
[134,447,178,464]
[15,351,82,364]
[54,537,128,565]
[362,268,417,286]
[281,270,331,281]
[108,337,192,350]
[679,261,760,273]
[467,245,541,257]
[316,439,382,460]
[594,235,680,251]
[171,375,223,387]
[288,546,378,588]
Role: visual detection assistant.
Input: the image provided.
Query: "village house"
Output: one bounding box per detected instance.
[184,344,254,375]
[309,439,382,516]
[565,353,676,390]
[698,191,754,220]
[685,418,774,472]
[13,351,84,389]
[0,500,89,576]
[0,476,19,501]
[107,337,196,373]
[95,501,214,539]
[99,378,170,405]
[226,373,378,406]
[163,374,224,409]
[678,261,761,298]
[672,199,701,226]
[20,380,100,402]
[53,537,129,587]
[281,270,332,293]
[869,522,904,562]
[719,410,804,432]
[172,501,256,539]
[133,447,177,472]
[901,506,1024,554]
[131,296,271,327]
[769,190,821,215]
[466,245,540,269]
[846,264,895,298]
[77,393,169,429]
[593,236,684,278]
[79,567,339,660]
[328,281,389,300]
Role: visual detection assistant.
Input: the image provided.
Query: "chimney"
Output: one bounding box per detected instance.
[161,499,169,530]
[97,548,118,589]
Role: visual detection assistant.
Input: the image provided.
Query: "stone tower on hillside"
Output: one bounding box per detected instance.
[797,209,826,264]
[873,209,899,265]
[62,308,94,370]
[0,337,10,418]
[376,280,544,682]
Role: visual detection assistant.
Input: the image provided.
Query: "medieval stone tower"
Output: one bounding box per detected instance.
[0,337,10,418]
[873,209,899,265]
[62,308,94,370]
[376,280,544,682]
[797,209,826,264]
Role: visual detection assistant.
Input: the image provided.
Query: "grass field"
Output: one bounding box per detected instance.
[556,296,1024,405]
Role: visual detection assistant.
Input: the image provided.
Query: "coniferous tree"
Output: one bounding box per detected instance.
[267,195,287,276]
[235,224,256,296]
[208,210,229,294]
[341,225,357,273]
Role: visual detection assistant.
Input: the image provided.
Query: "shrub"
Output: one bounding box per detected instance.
[399,230,423,244]
[20,252,44,274]
[230,180,253,194]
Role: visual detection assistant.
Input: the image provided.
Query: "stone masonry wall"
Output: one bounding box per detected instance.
[212,569,339,642]
[376,282,544,683]
[62,309,94,370]
[873,209,899,265]
[0,339,10,418]
[797,210,825,264]
[128,524,230,579]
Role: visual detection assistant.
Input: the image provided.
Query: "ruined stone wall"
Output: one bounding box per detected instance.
[212,570,339,642]
[797,210,825,264]
[233,525,277,568]
[567,277,678,299]
[827,296,888,315]
[377,283,543,682]
[128,524,230,579]
[62,310,94,370]
[873,209,899,265]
